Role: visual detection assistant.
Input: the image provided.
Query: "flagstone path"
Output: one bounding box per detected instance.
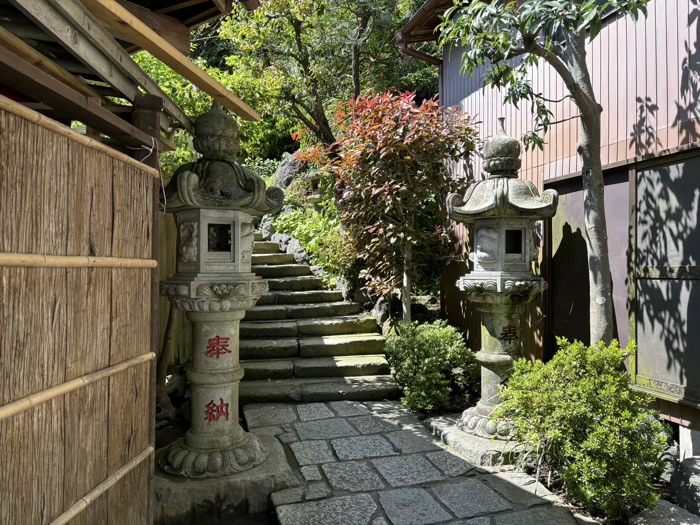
[242,400,579,525]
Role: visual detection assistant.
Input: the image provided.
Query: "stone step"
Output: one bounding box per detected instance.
[251,253,296,265]
[240,333,385,360]
[254,232,264,241]
[239,375,401,403]
[267,276,325,291]
[244,302,361,321]
[242,355,390,381]
[253,264,312,278]
[256,290,344,306]
[254,241,281,254]
[240,315,379,340]
[299,333,385,357]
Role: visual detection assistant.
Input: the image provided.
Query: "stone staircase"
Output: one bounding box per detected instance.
[239,233,401,404]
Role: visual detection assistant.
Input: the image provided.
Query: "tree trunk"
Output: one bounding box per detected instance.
[352,15,369,101]
[402,242,412,323]
[578,113,614,344]
[565,34,614,344]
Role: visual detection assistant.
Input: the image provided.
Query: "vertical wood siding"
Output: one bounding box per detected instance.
[442,0,700,185]
[0,104,156,525]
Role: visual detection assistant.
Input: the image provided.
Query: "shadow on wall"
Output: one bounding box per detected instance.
[627,0,700,403]
[548,169,628,350]
[551,223,591,346]
[634,155,700,397]
[673,0,700,146]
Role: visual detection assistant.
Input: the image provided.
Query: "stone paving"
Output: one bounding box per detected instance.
[243,400,578,525]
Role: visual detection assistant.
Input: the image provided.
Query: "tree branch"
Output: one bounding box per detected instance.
[290,102,320,135]
[534,113,581,131]
[535,93,574,104]
[529,40,596,114]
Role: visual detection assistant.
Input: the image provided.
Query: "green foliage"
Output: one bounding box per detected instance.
[273,205,356,283]
[283,177,314,208]
[386,321,479,413]
[245,157,280,188]
[218,0,438,146]
[133,50,295,171]
[439,0,648,148]
[493,339,667,522]
[333,92,477,297]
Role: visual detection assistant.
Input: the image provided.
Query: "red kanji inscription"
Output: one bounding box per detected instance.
[204,336,231,358]
[204,398,229,422]
[499,325,518,342]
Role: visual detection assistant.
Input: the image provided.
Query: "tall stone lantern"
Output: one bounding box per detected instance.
[446,117,558,439]
[159,103,284,478]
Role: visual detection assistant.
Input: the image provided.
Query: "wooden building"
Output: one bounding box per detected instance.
[0,1,259,523]
[399,0,700,440]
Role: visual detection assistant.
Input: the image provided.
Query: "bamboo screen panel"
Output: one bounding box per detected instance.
[0,97,157,525]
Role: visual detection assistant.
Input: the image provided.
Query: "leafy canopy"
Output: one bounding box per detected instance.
[332,92,477,296]
[439,0,648,148]
[218,0,438,146]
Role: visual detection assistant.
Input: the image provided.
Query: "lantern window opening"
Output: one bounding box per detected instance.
[505,229,523,255]
[208,223,233,253]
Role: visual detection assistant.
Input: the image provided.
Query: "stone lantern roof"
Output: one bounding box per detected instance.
[446,117,558,223]
[164,103,284,215]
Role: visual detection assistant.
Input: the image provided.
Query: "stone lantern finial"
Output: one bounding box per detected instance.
[163,102,284,215]
[482,116,521,177]
[193,101,240,161]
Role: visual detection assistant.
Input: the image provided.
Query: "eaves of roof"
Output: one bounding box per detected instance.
[395,0,453,65]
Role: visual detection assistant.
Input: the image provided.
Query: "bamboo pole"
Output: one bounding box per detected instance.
[0,253,158,268]
[0,94,160,177]
[49,446,155,525]
[0,352,155,422]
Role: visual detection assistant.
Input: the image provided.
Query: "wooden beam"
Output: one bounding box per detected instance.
[182,5,219,27]
[0,26,106,101]
[0,46,155,147]
[80,0,260,121]
[0,20,55,41]
[154,0,207,15]
[99,0,190,56]
[11,0,192,131]
[51,0,193,131]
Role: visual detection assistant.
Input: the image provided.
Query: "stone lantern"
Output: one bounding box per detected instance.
[446,117,558,439]
[158,103,284,478]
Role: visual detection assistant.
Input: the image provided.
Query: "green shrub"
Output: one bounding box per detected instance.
[245,157,279,188]
[284,176,313,207]
[493,338,667,522]
[385,321,479,413]
[273,206,356,285]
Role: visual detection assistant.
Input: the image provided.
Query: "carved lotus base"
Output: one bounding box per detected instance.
[159,433,269,479]
[458,406,512,441]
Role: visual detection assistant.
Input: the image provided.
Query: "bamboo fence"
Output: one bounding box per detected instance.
[0,96,157,525]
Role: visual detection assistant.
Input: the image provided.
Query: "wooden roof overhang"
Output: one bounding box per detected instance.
[0,0,260,153]
[396,0,452,65]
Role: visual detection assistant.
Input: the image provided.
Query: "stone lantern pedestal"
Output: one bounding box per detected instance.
[447,117,558,441]
[153,104,298,523]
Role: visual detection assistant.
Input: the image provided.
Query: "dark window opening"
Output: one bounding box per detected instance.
[505,230,523,254]
[208,224,232,252]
